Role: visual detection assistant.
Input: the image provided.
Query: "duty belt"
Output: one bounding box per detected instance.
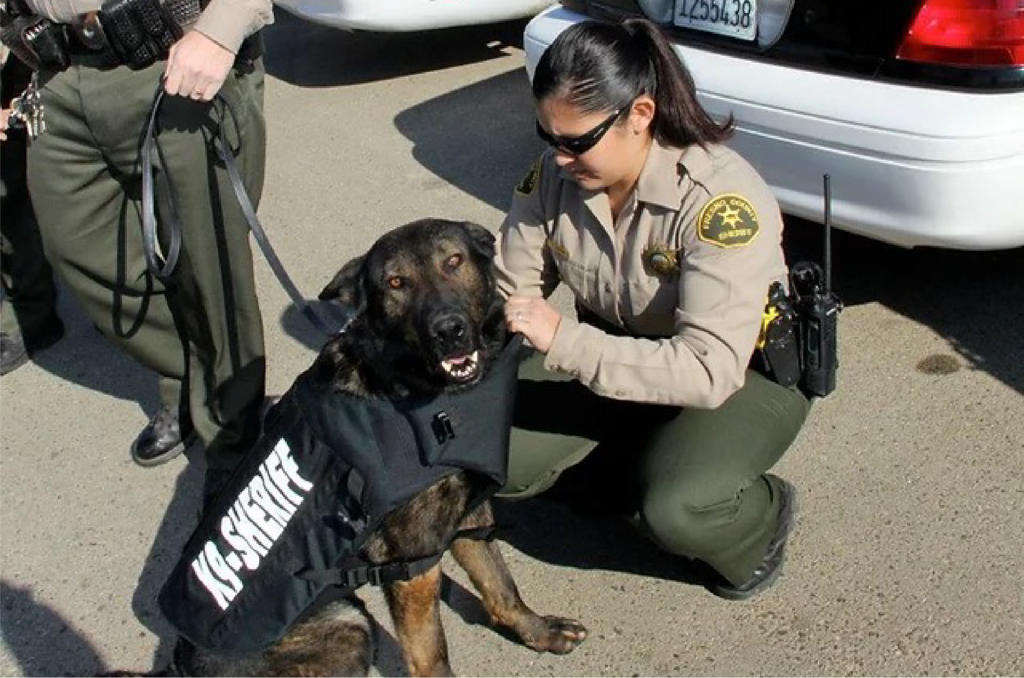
[575,302,791,385]
[0,0,260,73]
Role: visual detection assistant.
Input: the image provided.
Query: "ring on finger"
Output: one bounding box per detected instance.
[515,311,525,322]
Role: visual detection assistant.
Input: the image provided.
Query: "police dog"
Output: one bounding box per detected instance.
[171,218,587,676]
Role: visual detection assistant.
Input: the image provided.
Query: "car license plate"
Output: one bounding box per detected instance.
[674,0,757,41]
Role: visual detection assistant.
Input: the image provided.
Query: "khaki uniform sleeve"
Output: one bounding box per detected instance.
[193,0,273,53]
[494,154,560,300]
[23,1,95,23]
[546,170,785,409]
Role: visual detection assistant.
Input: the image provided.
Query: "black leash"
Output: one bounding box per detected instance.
[140,85,345,337]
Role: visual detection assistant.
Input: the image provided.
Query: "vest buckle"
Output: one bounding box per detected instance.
[431,411,456,444]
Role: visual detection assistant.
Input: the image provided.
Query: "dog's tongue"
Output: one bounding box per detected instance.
[440,350,480,381]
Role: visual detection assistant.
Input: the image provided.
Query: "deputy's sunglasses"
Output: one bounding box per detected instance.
[535,107,625,156]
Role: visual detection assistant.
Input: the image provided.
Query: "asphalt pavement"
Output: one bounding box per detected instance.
[1,11,1022,677]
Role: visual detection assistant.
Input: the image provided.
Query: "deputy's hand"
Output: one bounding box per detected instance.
[163,31,234,101]
[505,295,562,354]
[0,108,11,141]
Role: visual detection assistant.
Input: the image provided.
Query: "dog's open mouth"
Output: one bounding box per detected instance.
[440,350,481,383]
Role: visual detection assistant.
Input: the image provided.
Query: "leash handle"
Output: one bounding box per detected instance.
[140,86,182,282]
[140,84,347,336]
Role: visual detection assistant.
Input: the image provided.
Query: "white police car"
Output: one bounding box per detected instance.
[273,0,557,32]
[524,0,1024,250]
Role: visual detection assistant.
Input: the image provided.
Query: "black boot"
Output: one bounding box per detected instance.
[130,406,195,467]
[0,315,65,376]
[707,475,798,601]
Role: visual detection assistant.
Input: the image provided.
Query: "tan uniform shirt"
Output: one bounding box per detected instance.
[496,138,788,409]
[25,0,272,53]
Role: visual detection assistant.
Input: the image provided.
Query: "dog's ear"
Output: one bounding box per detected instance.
[463,221,496,260]
[319,255,366,310]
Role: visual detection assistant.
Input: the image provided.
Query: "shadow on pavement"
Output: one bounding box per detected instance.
[394,68,544,214]
[263,11,527,88]
[24,288,164,413]
[784,219,1024,395]
[127,454,206,675]
[277,299,354,355]
[0,580,106,676]
[490,495,717,596]
[492,471,711,590]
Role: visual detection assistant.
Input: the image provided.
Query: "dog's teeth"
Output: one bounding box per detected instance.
[440,350,481,380]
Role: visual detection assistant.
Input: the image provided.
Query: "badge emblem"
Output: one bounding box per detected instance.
[643,244,680,276]
[697,194,760,248]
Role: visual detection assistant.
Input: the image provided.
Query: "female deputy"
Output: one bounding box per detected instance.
[496,16,811,600]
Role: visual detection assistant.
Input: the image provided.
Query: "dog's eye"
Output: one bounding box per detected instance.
[387,276,405,290]
[446,253,464,271]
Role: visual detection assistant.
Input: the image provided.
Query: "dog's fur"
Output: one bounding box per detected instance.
[171,218,586,677]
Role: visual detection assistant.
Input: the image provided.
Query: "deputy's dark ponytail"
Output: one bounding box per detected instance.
[532,17,733,148]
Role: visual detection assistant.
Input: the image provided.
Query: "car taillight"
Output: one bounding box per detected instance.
[896,0,1024,66]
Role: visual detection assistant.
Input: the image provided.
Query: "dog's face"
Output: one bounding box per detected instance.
[318,218,505,393]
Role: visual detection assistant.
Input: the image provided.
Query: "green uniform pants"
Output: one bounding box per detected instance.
[498,350,811,585]
[26,56,267,471]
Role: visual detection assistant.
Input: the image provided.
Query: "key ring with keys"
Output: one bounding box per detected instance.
[6,72,45,139]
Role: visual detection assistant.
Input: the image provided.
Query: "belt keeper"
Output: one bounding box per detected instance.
[72,12,107,50]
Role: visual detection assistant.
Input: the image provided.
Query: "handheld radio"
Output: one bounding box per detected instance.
[790,175,843,397]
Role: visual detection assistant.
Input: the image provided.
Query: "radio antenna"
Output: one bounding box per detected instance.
[823,174,832,295]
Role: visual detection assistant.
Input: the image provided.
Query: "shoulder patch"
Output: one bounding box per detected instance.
[515,157,541,196]
[696,194,759,248]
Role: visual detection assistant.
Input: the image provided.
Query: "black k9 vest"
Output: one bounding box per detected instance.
[159,337,522,654]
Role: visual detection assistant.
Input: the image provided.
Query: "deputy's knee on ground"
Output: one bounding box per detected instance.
[639,475,795,595]
[640,485,745,560]
[500,436,599,501]
[496,470,562,500]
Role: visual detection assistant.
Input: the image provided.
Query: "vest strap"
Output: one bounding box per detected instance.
[451,524,498,542]
[297,552,444,589]
[295,525,498,589]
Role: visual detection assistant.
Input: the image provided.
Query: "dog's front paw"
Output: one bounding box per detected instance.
[525,615,588,655]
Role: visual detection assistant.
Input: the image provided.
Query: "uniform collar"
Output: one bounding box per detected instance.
[635,138,723,212]
[571,137,709,229]
[677,142,717,185]
[635,136,688,211]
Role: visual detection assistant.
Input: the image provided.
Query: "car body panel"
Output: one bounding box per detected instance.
[524,5,1024,250]
[274,0,557,31]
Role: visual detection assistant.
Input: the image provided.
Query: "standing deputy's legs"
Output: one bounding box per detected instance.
[500,348,810,599]
[138,59,267,479]
[27,63,194,465]
[27,57,266,481]
[27,64,191,428]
